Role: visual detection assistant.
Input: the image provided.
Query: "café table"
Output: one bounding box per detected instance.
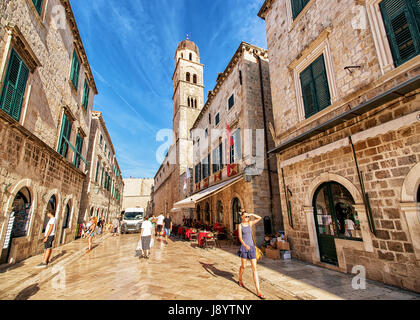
[198,231,210,247]
[185,228,194,241]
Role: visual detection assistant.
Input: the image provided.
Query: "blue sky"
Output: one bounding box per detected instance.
[70,0,267,179]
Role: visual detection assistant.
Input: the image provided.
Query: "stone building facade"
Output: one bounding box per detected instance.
[79,111,123,224]
[122,178,153,211]
[174,42,282,242]
[153,38,204,224]
[259,0,420,292]
[0,0,97,264]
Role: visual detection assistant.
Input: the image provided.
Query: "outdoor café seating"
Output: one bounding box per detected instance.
[204,232,219,249]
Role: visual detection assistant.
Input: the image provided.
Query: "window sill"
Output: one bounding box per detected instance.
[68,79,78,96]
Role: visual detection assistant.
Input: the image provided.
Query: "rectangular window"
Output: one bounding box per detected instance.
[195,163,202,183]
[215,113,220,126]
[100,134,103,146]
[233,129,241,163]
[212,143,224,173]
[95,161,100,182]
[300,54,331,119]
[32,0,43,15]
[380,0,420,67]
[228,94,235,110]
[0,49,29,122]
[73,134,84,169]
[205,128,208,138]
[58,113,72,158]
[82,79,90,110]
[70,50,80,91]
[291,0,310,19]
[100,168,104,187]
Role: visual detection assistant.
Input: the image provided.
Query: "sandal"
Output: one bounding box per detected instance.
[257,293,266,300]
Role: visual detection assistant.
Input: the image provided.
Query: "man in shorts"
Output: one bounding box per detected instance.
[112,217,120,237]
[163,213,172,245]
[36,209,56,268]
[156,213,165,240]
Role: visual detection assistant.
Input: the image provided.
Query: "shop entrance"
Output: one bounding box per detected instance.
[60,202,71,244]
[313,182,362,265]
[0,188,31,264]
[232,198,241,231]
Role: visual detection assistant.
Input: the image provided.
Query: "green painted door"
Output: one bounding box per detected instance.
[313,183,339,265]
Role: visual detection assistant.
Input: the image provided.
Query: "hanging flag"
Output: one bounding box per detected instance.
[226,122,234,177]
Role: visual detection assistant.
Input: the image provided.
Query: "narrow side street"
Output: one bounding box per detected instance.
[0,234,419,300]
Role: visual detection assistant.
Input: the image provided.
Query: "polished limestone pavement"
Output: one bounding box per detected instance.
[0,233,419,300]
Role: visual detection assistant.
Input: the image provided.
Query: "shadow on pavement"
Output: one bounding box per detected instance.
[14,283,40,300]
[49,250,67,264]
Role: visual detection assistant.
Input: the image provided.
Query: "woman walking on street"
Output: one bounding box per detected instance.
[86,216,97,253]
[237,210,265,299]
[139,215,154,259]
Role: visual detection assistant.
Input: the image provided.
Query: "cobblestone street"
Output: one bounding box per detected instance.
[0,233,419,300]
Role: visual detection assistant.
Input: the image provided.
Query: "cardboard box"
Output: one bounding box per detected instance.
[280,250,292,260]
[277,241,290,251]
[266,247,280,260]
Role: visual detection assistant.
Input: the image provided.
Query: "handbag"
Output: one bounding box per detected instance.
[251,227,263,261]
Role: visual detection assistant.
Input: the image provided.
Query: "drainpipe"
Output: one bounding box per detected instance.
[348,136,376,236]
[254,51,275,232]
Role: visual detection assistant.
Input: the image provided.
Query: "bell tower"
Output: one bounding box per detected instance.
[172,37,204,180]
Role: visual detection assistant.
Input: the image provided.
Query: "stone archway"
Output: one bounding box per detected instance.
[400,162,420,260]
[304,173,373,269]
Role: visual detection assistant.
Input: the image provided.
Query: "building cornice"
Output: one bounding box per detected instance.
[192,42,268,129]
[59,0,98,95]
[258,0,274,19]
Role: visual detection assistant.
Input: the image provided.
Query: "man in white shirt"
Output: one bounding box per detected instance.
[139,216,154,259]
[36,209,56,268]
[156,213,165,239]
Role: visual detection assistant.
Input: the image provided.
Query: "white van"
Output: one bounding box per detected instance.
[121,208,144,234]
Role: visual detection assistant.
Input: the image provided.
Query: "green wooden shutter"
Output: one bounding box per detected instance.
[300,67,317,118]
[312,55,331,112]
[82,80,90,109]
[0,50,29,122]
[291,0,301,19]
[74,134,83,168]
[70,50,80,90]
[380,0,420,66]
[32,0,43,15]
[291,0,310,19]
[58,113,72,158]
[95,161,100,182]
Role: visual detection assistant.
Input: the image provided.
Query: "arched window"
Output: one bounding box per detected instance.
[11,188,32,238]
[193,74,197,84]
[188,97,191,107]
[186,72,191,82]
[194,99,197,109]
[62,203,71,229]
[313,182,360,265]
[417,185,420,202]
[217,201,223,223]
[1,187,32,264]
[181,53,184,59]
[189,53,192,61]
[205,203,210,223]
[232,198,241,230]
[196,204,201,221]
[42,195,57,233]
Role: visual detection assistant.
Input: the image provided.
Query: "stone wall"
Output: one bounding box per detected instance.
[0,111,85,263]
